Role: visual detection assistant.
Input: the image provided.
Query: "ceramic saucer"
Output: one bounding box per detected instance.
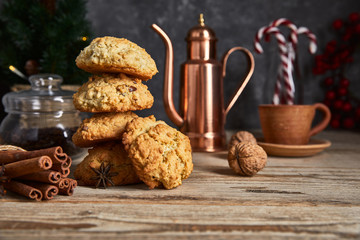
[257,138,331,157]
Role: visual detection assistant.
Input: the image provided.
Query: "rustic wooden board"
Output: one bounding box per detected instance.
[0,131,359,239]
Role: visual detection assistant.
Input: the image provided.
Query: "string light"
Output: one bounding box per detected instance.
[9,65,27,80]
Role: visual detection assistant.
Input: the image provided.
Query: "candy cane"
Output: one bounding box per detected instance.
[255,19,317,105]
[280,42,295,105]
[273,66,284,104]
[269,19,297,104]
[254,26,283,104]
[297,26,317,54]
[254,26,295,104]
[269,18,298,50]
[255,26,278,53]
[255,26,288,54]
[269,19,309,104]
[285,42,296,104]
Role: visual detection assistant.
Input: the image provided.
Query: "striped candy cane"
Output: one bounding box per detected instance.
[269,19,298,104]
[273,22,317,104]
[255,19,317,105]
[297,26,317,54]
[254,26,295,104]
[254,26,286,53]
[269,18,298,50]
[284,42,296,104]
[274,65,284,104]
[275,43,296,104]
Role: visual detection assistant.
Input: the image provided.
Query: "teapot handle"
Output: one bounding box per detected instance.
[221,47,255,116]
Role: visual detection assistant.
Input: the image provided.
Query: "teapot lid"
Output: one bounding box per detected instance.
[186,14,217,42]
[2,74,76,113]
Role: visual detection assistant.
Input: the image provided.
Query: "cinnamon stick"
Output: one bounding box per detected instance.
[63,156,72,168]
[51,156,72,177]
[61,168,70,178]
[56,178,70,189]
[3,180,43,201]
[26,182,59,200]
[4,156,52,178]
[0,146,66,165]
[17,170,61,184]
[56,178,77,196]
[56,178,70,194]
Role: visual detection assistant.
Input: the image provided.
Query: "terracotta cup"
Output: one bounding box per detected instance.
[258,103,331,145]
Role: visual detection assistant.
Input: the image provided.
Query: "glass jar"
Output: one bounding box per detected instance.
[0,74,85,157]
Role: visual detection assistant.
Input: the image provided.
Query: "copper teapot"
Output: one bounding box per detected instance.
[152,14,255,152]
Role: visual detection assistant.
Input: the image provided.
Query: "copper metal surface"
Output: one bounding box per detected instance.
[152,14,254,152]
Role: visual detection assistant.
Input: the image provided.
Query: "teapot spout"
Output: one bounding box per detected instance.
[151,24,184,127]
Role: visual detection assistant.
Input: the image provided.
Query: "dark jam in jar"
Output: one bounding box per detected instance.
[0,74,85,157]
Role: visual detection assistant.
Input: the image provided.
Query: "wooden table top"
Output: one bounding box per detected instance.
[1,130,359,239]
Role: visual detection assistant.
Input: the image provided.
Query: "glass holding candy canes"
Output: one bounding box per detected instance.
[254,19,331,150]
[254,18,317,105]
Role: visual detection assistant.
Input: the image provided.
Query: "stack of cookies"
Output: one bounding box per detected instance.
[72,37,193,189]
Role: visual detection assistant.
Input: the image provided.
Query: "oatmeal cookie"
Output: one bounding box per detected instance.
[75,37,158,80]
[74,141,141,186]
[72,112,138,148]
[122,115,164,151]
[122,116,193,189]
[73,74,154,112]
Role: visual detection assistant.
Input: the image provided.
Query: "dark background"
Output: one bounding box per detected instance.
[85,0,360,130]
[2,0,360,131]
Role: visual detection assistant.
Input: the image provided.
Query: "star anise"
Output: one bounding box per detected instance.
[0,164,9,197]
[90,162,118,189]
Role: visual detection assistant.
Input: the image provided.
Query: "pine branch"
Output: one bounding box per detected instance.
[0,0,93,86]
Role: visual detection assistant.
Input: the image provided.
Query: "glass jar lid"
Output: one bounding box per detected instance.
[2,74,76,113]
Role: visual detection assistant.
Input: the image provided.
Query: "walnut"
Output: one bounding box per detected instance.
[228,131,257,149]
[227,142,267,176]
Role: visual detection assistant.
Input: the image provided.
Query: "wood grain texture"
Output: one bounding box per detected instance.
[0,131,359,239]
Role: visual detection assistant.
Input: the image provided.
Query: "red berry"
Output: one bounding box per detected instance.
[355,23,360,34]
[340,49,350,60]
[331,62,340,70]
[356,107,360,118]
[337,87,348,96]
[332,113,342,120]
[343,117,355,129]
[323,99,332,107]
[315,55,325,61]
[339,43,348,49]
[325,43,336,54]
[340,78,350,88]
[324,77,334,86]
[343,32,352,41]
[333,99,343,110]
[330,118,341,128]
[331,55,341,69]
[346,57,354,63]
[349,12,360,22]
[312,67,322,75]
[342,101,352,112]
[328,40,337,46]
[323,62,331,70]
[325,90,336,100]
[333,19,343,30]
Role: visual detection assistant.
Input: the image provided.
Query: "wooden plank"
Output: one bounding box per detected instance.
[0,131,359,239]
[0,202,359,239]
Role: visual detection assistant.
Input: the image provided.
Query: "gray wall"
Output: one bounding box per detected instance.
[86,0,360,130]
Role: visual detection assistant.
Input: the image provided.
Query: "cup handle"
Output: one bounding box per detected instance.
[309,103,331,137]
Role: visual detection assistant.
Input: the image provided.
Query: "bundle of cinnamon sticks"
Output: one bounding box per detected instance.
[0,146,77,201]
